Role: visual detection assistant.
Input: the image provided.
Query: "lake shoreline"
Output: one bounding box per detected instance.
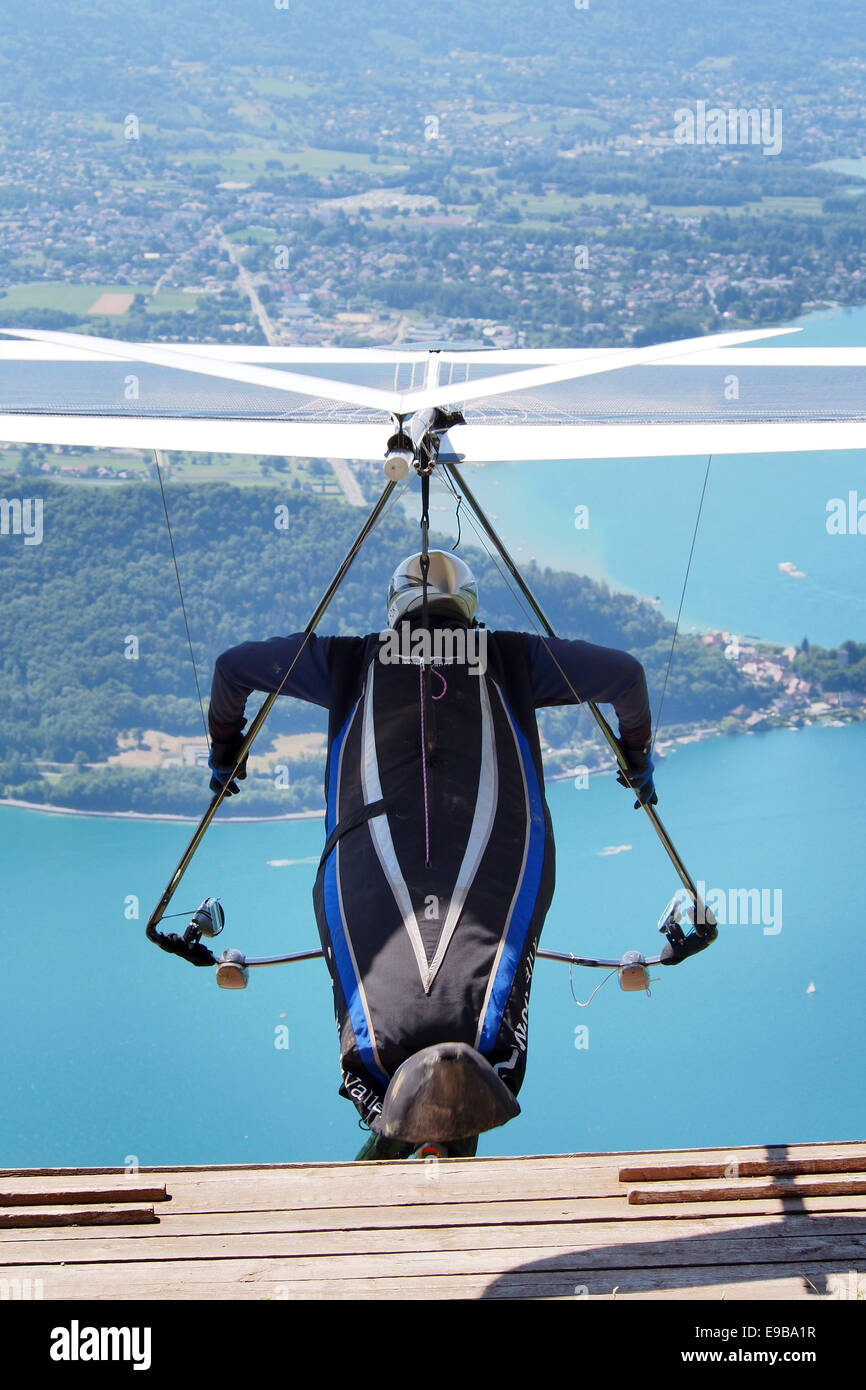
[0,796,325,825]
[4,703,860,821]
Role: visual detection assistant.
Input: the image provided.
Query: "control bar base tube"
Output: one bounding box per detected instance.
[231,948,662,970]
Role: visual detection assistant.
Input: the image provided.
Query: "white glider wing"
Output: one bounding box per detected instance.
[2,325,866,460]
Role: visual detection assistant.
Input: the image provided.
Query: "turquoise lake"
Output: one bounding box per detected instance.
[2,718,864,1165]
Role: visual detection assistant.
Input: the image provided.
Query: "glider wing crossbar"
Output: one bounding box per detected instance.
[0,324,799,419]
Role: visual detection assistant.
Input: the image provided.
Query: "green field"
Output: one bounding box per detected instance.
[275,145,409,175]
[250,77,315,100]
[653,204,724,217]
[0,281,202,316]
[225,226,277,244]
[815,158,866,181]
[146,291,202,312]
[504,190,643,218]
[653,195,827,218]
[176,145,409,179]
[0,282,137,313]
[743,195,826,216]
[0,446,352,493]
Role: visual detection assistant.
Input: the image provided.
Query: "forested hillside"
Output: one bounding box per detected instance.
[1,480,761,813]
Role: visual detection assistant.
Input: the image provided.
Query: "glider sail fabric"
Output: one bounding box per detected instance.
[2,327,866,458]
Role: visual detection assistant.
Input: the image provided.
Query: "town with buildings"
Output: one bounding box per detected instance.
[1,17,866,353]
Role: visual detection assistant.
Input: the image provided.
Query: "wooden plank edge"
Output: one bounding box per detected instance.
[629,1178,866,1204]
[3,1139,864,1178]
[0,1257,860,1300]
[0,1187,168,1207]
[620,1157,866,1182]
[0,1205,157,1229]
[3,1193,866,1246]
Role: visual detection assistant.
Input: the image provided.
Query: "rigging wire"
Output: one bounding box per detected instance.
[223,468,415,753]
[430,470,596,710]
[651,454,713,749]
[426,465,707,910]
[429,470,670,814]
[569,962,617,1007]
[433,471,539,624]
[436,454,712,766]
[153,449,210,747]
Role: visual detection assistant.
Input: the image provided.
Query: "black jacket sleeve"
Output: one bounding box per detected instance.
[526,634,651,749]
[208,633,333,741]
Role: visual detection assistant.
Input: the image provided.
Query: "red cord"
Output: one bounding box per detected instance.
[419,662,431,866]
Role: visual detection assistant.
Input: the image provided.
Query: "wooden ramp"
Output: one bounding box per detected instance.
[1,1140,864,1301]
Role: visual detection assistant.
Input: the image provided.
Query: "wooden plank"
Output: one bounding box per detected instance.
[0,1206,157,1229]
[1,1163,863,1236]
[2,1166,864,1233]
[2,1143,862,1303]
[620,1157,866,1182]
[149,1166,866,1215]
[1,1213,864,1267]
[161,1268,858,1301]
[0,1254,859,1300]
[2,1141,864,1186]
[177,1268,853,1300]
[0,1186,167,1207]
[0,1156,648,1181]
[0,1165,644,1211]
[3,1191,866,1244]
[629,1178,866,1204]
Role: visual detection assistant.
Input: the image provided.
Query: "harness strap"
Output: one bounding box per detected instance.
[318,798,387,869]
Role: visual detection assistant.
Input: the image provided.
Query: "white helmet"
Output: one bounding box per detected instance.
[387,551,478,627]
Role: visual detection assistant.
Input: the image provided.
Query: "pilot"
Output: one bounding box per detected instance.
[207,551,655,1156]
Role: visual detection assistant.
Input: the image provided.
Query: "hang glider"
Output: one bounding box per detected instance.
[2,323,866,460]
